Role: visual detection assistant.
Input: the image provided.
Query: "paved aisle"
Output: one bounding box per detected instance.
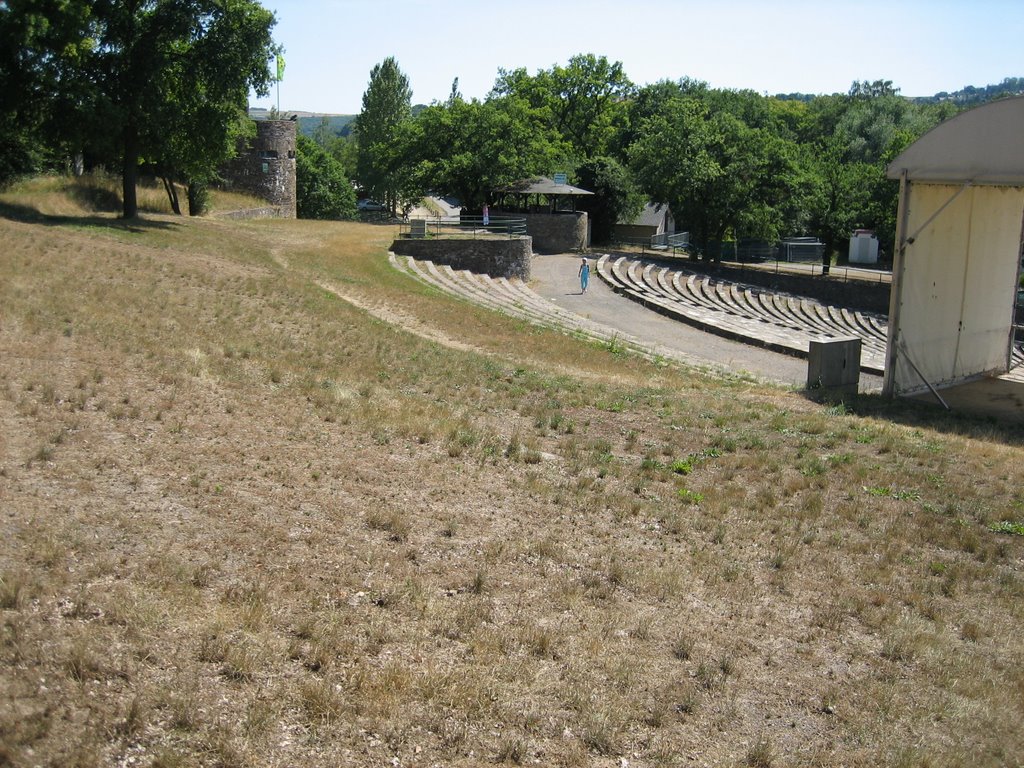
[530,253,883,391]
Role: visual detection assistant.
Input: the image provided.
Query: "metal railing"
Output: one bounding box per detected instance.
[613,232,693,257]
[398,215,527,240]
[650,231,690,249]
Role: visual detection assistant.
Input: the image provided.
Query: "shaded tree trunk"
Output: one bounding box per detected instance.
[161,175,181,215]
[122,124,139,219]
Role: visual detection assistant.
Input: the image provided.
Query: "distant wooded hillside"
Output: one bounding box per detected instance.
[774,77,1023,104]
[924,77,1024,106]
[247,109,356,138]
[247,108,431,139]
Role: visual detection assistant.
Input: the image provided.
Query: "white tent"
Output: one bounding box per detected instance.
[884,96,1024,398]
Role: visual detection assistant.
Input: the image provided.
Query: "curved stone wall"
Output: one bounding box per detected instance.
[520,212,589,253]
[391,237,533,280]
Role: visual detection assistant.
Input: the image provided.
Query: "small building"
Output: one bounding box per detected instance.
[884,96,1024,398]
[612,203,675,242]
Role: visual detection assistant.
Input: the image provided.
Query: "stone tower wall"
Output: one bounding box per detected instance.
[220,119,297,218]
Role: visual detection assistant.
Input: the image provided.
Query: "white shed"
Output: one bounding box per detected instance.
[884,96,1024,398]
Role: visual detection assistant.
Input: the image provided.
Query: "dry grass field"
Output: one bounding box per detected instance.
[1,176,1022,768]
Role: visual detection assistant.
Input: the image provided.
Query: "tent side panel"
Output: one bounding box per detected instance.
[954,186,1024,379]
[892,184,971,393]
[892,185,1024,395]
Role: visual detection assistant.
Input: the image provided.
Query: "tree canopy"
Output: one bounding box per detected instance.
[0,0,278,218]
[354,56,412,215]
[295,134,356,220]
[6,27,1010,254]
[351,52,979,256]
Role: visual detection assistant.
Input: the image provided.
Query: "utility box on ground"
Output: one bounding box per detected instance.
[807,337,861,395]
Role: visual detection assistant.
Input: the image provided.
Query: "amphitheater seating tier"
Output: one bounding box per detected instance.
[389,251,1024,379]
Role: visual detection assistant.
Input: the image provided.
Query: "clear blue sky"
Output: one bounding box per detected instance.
[250,0,1024,114]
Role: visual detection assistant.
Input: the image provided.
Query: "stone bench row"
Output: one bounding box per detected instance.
[388,253,700,369]
[598,255,888,375]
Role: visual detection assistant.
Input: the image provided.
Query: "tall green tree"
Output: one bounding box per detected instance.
[393,94,566,211]
[573,156,643,245]
[628,89,809,256]
[492,53,634,161]
[355,56,412,215]
[799,83,959,254]
[0,0,96,184]
[156,0,279,215]
[626,96,722,249]
[295,134,356,220]
[98,0,278,218]
[615,79,686,158]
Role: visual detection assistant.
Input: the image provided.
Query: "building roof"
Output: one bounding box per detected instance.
[497,177,594,196]
[887,96,1024,185]
[623,202,671,227]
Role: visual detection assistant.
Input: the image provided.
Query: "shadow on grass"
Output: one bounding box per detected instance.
[803,386,1024,448]
[0,199,178,234]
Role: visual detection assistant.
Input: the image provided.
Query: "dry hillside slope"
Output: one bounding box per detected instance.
[1,179,1022,767]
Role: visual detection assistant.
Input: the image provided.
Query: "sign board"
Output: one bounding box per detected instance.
[553,172,567,186]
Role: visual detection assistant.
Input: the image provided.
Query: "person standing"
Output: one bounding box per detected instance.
[482,204,489,227]
[578,257,590,293]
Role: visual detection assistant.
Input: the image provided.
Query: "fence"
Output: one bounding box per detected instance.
[779,237,825,263]
[397,215,527,240]
[612,231,693,256]
[651,231,691,250]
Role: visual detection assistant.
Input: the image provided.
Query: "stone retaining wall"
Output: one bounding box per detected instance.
[391,237,533,280]
[216,206,288,220]
[518,212,588,253]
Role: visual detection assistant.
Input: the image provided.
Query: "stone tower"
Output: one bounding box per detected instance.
[221,119,297,218]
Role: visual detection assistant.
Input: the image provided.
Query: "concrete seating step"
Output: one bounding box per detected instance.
[390,253,689,367]
[595,254,887,374]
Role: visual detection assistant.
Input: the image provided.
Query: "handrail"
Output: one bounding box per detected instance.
[398,215,528,240]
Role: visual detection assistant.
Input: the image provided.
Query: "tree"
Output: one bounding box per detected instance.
[628,89,809,256]
[848,79,899,99]
[355,57,412,215]
[393,94,567,211]
[627,96,723,250]
[800,83,960,255]
[492,54,634,160]
[153,1,278,215]
[295,134,356,220]
[573,157,643,245]
[0,0,96,184]
[1,0,277,217]
[615,79,686,158]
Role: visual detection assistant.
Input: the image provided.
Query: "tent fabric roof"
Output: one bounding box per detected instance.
[887,96,1024,185]
[497,177,594,196]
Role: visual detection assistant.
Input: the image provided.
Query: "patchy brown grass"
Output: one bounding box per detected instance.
[1,177,1022,767]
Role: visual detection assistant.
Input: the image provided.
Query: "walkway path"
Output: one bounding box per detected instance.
[528,254,834,387]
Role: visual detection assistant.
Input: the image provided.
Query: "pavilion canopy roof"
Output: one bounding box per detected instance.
[496,177,594,196]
